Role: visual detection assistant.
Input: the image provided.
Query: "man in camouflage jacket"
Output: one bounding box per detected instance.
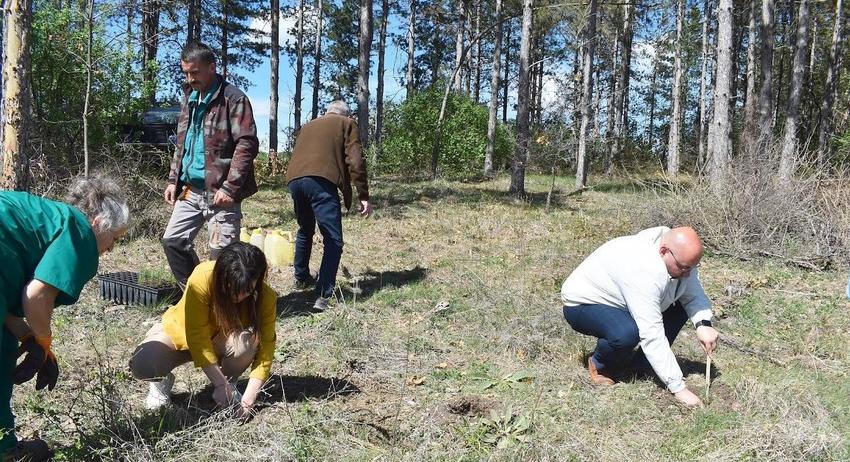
[162,41,259,288]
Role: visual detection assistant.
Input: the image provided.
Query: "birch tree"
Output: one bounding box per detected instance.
[1,0,31,190]
[484,0,502,177]
[666,0,684,175]
[357,0,373,149]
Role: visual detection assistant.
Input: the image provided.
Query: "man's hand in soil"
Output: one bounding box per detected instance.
[13,335,59,391]
[359,200,372,218]
[696,325,719,355]
[674,388,703,407]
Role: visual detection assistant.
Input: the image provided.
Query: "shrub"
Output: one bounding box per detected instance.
[636,147,850,269]
[379,89,515,179]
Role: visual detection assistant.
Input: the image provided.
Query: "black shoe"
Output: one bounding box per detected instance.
[4,439,53,462]
[293,274,316,291]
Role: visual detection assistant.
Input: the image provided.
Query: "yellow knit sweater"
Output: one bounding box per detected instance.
[162,261,277,381]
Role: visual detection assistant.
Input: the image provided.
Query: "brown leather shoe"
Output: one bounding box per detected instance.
[587,357,615,385]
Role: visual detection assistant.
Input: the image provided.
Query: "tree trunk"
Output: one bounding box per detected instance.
[757,0,775,140]
[311,0,323,119]
[269,0,280,172]
[591,67,600,139]
[187,0,200,43]
[609,0,633,175]
[83,0,93,177]
[574,0,597,188]
[502,19,510,124]
[535,37,544,125]
[741,0,757,143]
[141,0,160,105]
[375,0,388,157]
[666,0,684,175]
[357,0,373,150]
[453,0,465,93]
[648,56,658,155]
[697,0,712,170]
[816,0,844,165]
[220,0,229,78]
[125,0,134,101]
[292,0,303,133]
[605,39,618,173]
[1,0,32,190]
[510,0,532,197]
[779,0,809,179]
[484,0,502,177]
[473,0,481,102]
[406,0,415,97]
[709,0,733,190]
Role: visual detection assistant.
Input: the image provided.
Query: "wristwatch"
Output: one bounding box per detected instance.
[695,319,713,329]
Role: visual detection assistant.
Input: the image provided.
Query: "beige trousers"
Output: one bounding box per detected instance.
[129,322,259,381]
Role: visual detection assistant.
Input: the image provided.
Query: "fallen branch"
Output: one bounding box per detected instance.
[719,336,788,367]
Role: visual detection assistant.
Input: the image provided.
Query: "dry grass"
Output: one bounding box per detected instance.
[11,174,849,461]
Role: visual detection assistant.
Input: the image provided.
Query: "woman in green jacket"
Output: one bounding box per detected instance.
[0,177,130,461]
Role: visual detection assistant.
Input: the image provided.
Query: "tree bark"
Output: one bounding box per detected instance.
[311,0,323,119]
[502,19,510,124]
[83,0,93,177]
[220,0,229,78]
[187,0,200,43]
[484,0,502,177]
[1,0,31,190]
[741,0,757,143]
[406,0,415,97]
[609,0,633,175]
[269,0,280,172]
[453,0,465,93]
[292,0,303,134]
[757,0,775,140]
[510,0,532,197]
[141,0,160,105]
[605,38,618,173]
[358,0,373,150]
[535,36,544,125]
[666,0,684,175]
[473,0,481,102]
[709,0,733,190]
[375,0,388,157]
[779,0,809,179]
[697,0,712,170]
[648,56,658,155]
[574,0,597,188]
[816,0,844,165]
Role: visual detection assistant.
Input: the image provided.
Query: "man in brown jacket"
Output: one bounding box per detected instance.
[285,100,370,311]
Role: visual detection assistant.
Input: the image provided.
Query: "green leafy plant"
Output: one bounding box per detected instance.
[380,89,515,179]
[137,267,175,287]
[477,370,535,392]
[479,405,532,449]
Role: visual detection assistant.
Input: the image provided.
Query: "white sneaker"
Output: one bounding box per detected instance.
[145,373,175,410]
[314,296,330,311]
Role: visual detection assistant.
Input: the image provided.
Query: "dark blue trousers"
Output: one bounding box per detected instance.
[563,302,688,371]
[288,176,344,299]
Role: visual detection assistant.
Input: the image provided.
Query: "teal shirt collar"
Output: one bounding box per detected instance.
[189,78,222,107]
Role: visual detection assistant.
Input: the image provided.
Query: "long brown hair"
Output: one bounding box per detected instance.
[210,242,268,337]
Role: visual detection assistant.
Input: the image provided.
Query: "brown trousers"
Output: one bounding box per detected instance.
[129,322,258,381]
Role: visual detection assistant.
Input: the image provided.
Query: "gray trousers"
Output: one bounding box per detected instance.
[162,187,242,287]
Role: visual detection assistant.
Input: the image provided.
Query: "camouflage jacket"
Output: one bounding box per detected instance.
[168,75,259,202]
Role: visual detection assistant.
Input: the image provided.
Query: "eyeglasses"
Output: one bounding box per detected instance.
[667,248,701,272]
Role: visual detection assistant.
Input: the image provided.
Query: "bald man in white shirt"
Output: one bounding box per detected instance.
[561,226,720,407]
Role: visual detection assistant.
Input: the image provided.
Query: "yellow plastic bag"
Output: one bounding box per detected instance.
[264,230,295,267]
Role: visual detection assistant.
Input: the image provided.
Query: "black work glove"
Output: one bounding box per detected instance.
[13,335,59,391]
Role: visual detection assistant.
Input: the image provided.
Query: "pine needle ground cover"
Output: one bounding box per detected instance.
[14,176,849,461]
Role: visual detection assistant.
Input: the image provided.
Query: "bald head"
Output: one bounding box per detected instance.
[660,227,703,278]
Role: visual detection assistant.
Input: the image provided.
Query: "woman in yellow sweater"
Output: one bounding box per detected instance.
[129,242,277,416]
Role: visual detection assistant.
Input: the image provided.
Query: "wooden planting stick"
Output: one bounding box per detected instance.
[705,354,712,401]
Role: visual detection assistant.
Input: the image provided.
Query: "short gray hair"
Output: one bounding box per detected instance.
[65,176,130,233]
[326,100,350,116]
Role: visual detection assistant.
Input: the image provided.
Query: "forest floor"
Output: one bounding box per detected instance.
[12,174,850,461]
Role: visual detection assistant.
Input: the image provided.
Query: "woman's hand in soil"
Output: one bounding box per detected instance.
[674,388,703,407]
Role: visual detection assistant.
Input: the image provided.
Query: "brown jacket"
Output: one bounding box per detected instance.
[169,76,259,201]
[285,113,369,209]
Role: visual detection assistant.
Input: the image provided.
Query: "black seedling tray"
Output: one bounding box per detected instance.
[98,272,181,306]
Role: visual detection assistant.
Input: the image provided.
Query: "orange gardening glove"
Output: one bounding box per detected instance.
[13,334,59,391]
